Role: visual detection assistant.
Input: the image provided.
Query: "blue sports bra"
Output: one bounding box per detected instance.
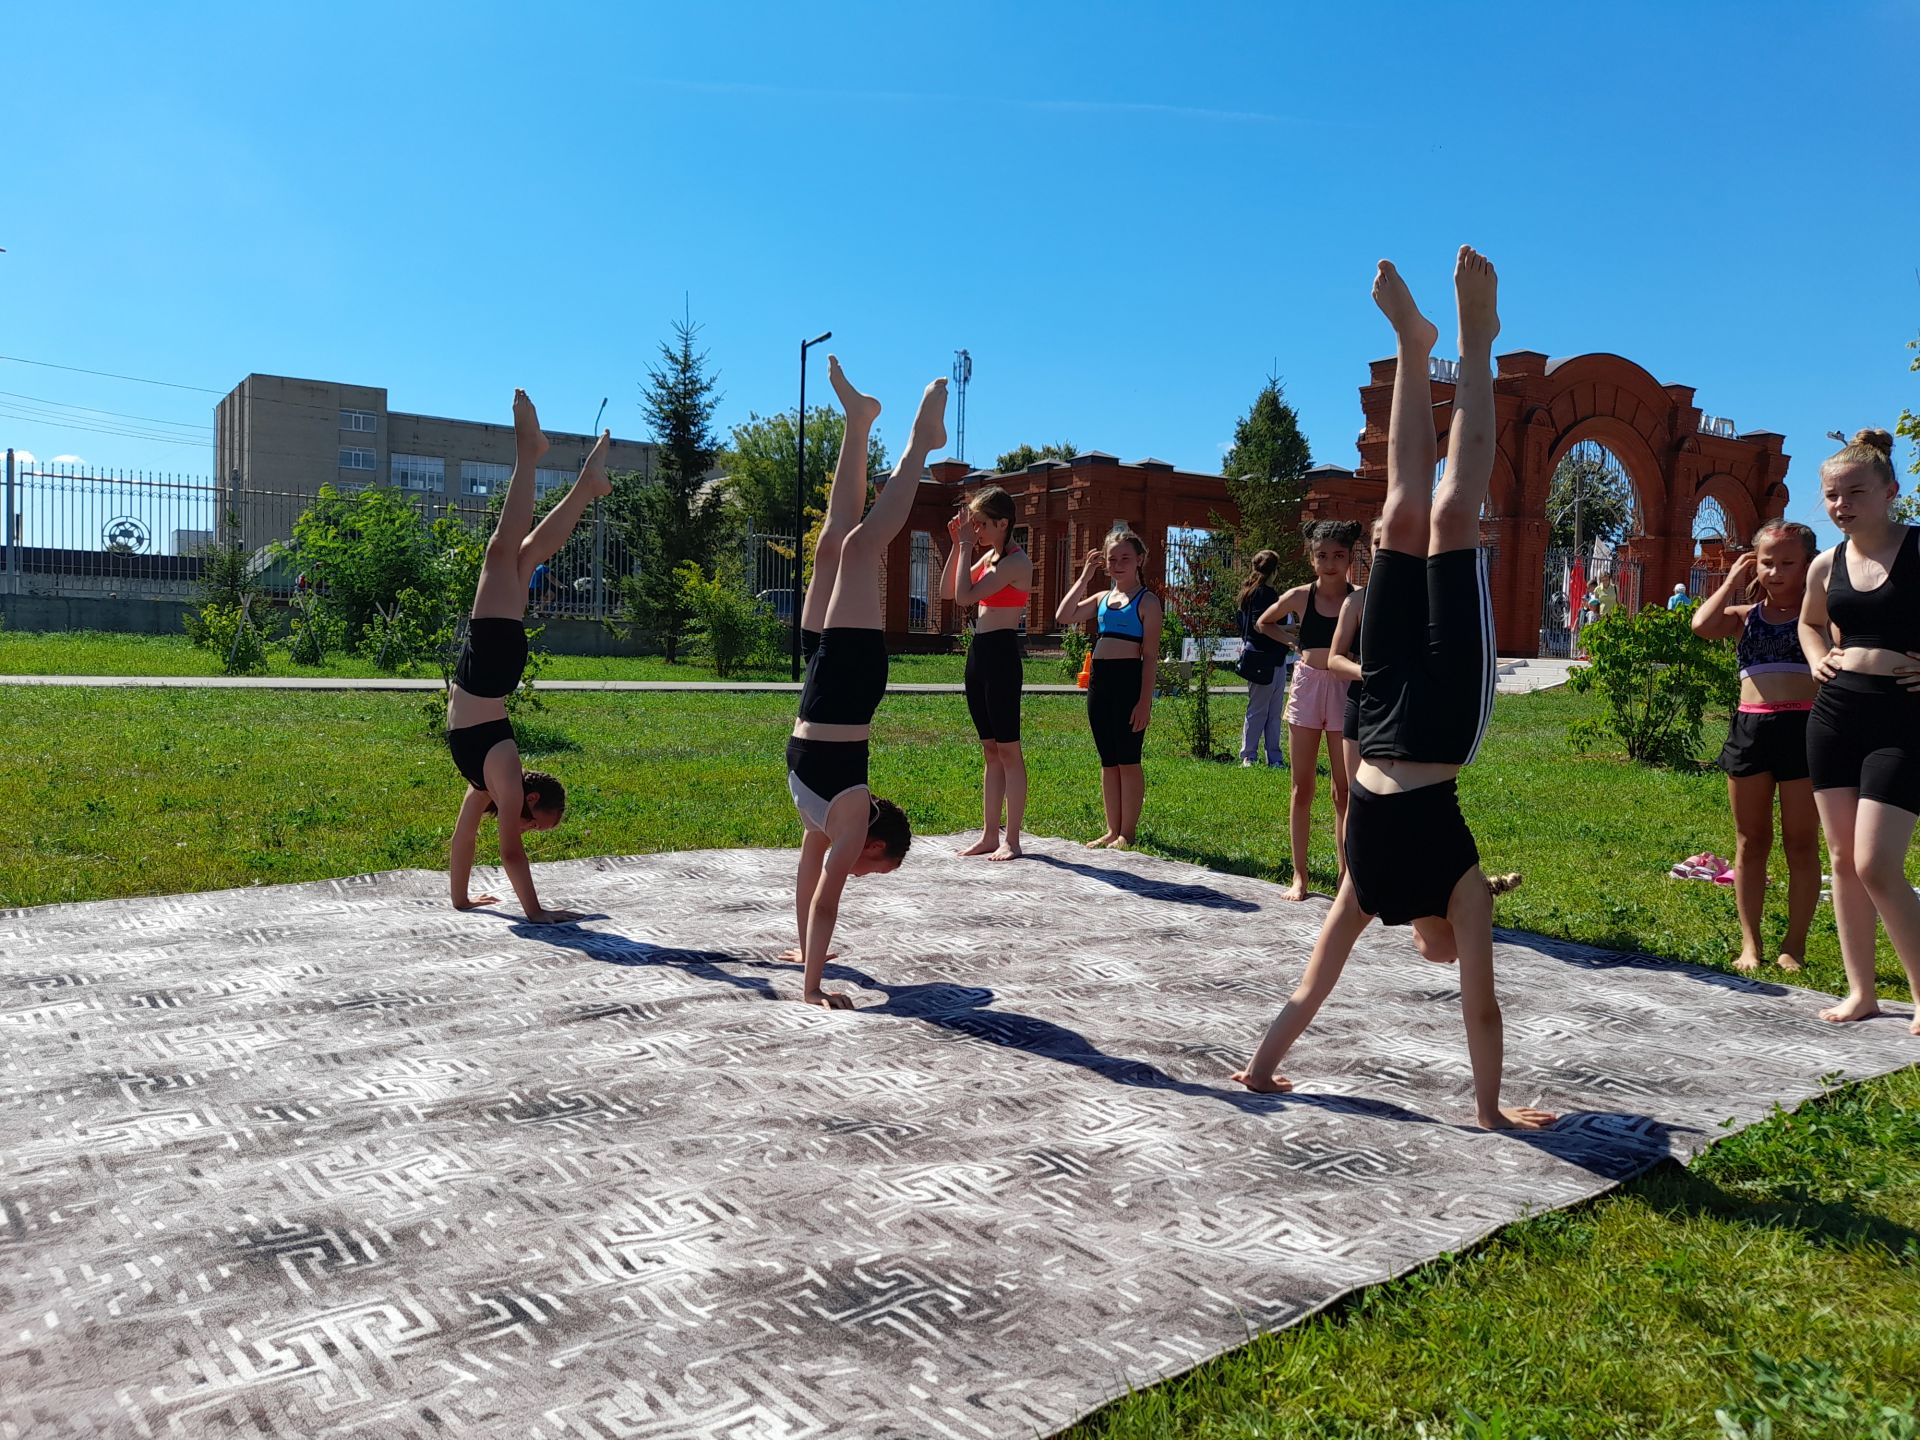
[1096,587,1146,640]
[1737,603,1807,679]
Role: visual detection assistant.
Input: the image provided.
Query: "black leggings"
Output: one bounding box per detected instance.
[1807,673,1920,813]
[1088,658,1145,767]
[965,629,1024,743]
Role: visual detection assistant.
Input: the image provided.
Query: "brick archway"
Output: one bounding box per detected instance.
[1304,350,1791,655]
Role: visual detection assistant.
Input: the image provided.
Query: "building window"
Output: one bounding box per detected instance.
[338,447,378,472]
[391,453,445,492]
[535,467,576,496]
[460,460,512,497]
[340,409,378,433]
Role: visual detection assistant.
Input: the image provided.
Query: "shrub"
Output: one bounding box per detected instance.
[283,485,469,646]
[358,586,453,674]
[285,590,343,666]
[1060,625,1089,681]
[1568,599,1737,766]
[184,520,260,650]
[677,560,781,677]
[194,600,269,676]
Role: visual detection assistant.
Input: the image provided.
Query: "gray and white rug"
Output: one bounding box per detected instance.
[3,837,1915,1439]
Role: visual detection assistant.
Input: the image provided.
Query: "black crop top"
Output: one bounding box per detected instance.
[1828,527,1920,653]
[1297,584,1354,651]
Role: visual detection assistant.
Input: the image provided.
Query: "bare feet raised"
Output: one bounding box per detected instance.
[1280,876,1309,903]
[827,356,881,428]
[512,389,550,462]
[1231,1068,1293,1094]
[1820,994,1882,1023]
[578,429,612,500]
[909,377,949,454]
[1454,245,1501,352]
[1372,261,1439,352]
[958,834,1001,857]
[987,840,1023,862]
[1478,1105,1558,1131]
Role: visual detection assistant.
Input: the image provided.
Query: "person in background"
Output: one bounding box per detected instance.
[1235,549,1290,770]
[1667,582,1690,610]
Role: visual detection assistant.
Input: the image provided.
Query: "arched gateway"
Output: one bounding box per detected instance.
[1301,350,1790,657]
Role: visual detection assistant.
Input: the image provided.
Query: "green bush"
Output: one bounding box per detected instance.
[1060,625,1089,681]
[1568,599,1737,766]
[193,600,269,676]
[282,485,475,647]
[285,591,342,666]
[184,520,260,651]
[676,560,781,677]
[358,586,453,674]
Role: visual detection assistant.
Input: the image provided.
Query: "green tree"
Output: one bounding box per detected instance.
[1549,442,1636,550]
[616,318,723,660]
[719,406,889,534]
[1568,601,1737,766]
[1894,335,1919,524]
[1221,376,1312,568]
[994,441,1078,472]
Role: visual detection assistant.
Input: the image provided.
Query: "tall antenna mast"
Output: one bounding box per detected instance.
[951,348,972,463]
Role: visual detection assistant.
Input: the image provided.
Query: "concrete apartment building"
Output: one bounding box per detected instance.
[214,374,657,550]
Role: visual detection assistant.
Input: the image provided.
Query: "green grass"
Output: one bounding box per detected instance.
[2,678,1916,1437]
[0,626,988,684]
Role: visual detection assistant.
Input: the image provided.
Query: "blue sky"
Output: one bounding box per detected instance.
[3,1,1916,545]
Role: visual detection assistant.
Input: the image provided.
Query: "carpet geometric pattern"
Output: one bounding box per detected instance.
[3,836,1915,1438]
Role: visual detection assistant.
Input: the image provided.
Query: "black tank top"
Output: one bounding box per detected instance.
[1297,584,1353,650]
[1828,527,1920,652]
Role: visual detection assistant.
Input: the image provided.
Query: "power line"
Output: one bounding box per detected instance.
[0,388,211,432]
[0,354,226,394]
[0,405,212,447]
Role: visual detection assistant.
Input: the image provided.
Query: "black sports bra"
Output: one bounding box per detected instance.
[1828,528,1920,653]
[1297,584,1353,651]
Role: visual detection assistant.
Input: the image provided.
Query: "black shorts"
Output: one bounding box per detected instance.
[1355,549,1495,766]
[1718,709,1811,783]
[786,736,869,831]
[798,627,889,726]
[1345,777,1481,926]
[448,717,516,790]
[1343,683,1361,742]
[1807,674,1920,813]
[453,617,528,699]
[1088,658,1145,767]
[801,628,822,662]
[965,629,1024,743]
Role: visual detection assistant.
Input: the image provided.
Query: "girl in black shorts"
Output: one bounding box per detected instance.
[445,390,608,924]
[785,357,949,1009]
[1056,527,1163,849]
[941,485,1033,861]
[1690,520,1820,973]
[1234,248,1556,1131]
[1798,428,1920,1032]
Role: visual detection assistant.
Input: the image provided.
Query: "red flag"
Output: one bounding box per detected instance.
[1569,558,1587,628]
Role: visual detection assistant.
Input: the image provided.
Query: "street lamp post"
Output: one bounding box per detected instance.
[794,331,831,680]
[587,396,609,621]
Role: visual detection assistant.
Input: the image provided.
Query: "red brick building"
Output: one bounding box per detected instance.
[1300,350,1790,656]
[882,454,1239,644]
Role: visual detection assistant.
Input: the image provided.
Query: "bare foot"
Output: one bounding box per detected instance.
[1734,950,1762,974]
[776,947,836,964]
[1107,836,1134,851]
[512,388,550,462]
[1280,876,1309,902]
[804,989,855,1011]
[957,834,1000,857]
[1486,872,1524,898]
[1371,261,1439,352]
[1776,952,1805,973]
[1911,1014,1920,1036]
[577,429,612,499]
[1454,245,1501,352]
[827,356,881,428]
[1230,1068,1293,1094]
[987,841,1023,862]
[1819,995,1882,1023]
[909,377,949,454]
[1478,1106,1558,1131]
[1086,832,1119,849]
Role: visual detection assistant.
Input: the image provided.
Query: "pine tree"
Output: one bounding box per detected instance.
[1221,376,1313,569]
[619,317,723,661]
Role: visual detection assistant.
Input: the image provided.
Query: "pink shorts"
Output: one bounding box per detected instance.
[1285,662,1351,732]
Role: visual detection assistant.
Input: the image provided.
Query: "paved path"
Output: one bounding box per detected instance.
[0,660,1577,696]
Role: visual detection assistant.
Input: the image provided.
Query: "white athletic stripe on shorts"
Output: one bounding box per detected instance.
[1464,547,1495,765]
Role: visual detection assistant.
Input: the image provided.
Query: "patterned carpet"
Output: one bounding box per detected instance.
[3,837,1915,1439]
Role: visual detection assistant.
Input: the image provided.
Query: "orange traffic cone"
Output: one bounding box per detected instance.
[1076,650,1093,689]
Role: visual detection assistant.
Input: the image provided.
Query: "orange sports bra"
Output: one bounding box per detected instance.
[971,552,1028,608]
